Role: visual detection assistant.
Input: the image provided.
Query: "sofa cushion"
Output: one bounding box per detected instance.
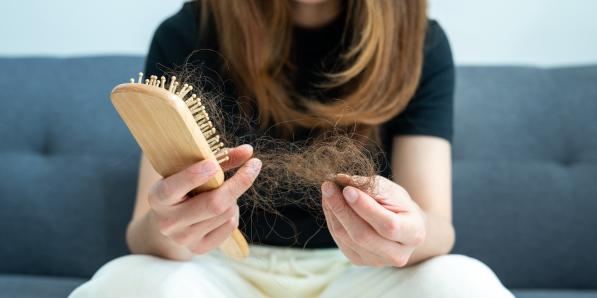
[451,66,597,289]
[0,57,143,278]
[513,289,597,298]
[0,274,85,298]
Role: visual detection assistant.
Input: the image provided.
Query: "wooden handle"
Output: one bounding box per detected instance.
[111,83,249,260]
[190,183,249,260]
[219,229,250,260]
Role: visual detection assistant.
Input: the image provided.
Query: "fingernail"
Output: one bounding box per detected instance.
[343,187,358,204]
[336,173,351,180]
[239,144,253,151]
[321,182,334,197]
[334,173,352,186]
[248,158,262,175]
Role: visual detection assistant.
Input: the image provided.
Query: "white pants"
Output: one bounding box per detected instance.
[70,245,513,298]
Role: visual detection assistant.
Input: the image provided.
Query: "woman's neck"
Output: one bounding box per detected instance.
[291,0,342,29]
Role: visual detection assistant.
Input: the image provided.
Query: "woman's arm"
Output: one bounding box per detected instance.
[391,135,454,265]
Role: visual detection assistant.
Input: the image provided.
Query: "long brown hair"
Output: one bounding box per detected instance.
[200,0,427,142]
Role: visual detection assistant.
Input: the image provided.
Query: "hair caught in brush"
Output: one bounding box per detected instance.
[163,64,385,215]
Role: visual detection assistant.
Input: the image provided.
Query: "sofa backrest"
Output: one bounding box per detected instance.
[0,57,595,288]
[451,66,597,289]
[0,57,142,278]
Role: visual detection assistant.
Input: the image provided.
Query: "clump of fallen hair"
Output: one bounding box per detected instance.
[247,132,380,213]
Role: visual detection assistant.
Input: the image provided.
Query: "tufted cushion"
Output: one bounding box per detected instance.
[0,57,142,278]
[451,66,597,289]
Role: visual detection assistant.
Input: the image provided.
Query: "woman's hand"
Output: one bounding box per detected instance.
[321,174,426,267]
[147,144,261,255]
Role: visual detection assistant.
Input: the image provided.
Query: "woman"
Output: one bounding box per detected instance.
[71,0,513,297]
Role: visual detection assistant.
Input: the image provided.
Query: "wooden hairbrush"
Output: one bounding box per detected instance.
[110,73,249,260]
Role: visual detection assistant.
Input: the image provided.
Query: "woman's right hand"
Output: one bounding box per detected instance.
[146,144,261,255]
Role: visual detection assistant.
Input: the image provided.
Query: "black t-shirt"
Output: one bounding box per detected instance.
[145,1,455,248]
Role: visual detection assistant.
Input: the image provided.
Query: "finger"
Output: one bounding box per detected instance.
[322,182,410,267]
[205,158,261,214]
[190,204,239,239]
[191,214,239,255]
[339,175,411,210]
[323,183,389,267]
[220,144,253,171]
[323,181,376,247]
[149,159,218,207]
[334,173,372,189]
[324,193,391,267]
[322,199,365,266]
[343,186,418,243]
[176,158,261,225]
[324,203,381,267]
[167,205,238,247]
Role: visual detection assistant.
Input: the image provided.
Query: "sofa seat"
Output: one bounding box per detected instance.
[0,274,85,298]
[513,289,597,298]
[2,276,597,298]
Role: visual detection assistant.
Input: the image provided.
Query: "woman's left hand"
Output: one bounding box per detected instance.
[321,174,427,267]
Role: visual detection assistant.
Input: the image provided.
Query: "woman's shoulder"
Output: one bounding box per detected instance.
[382,20,455,142]
[423,20,453,69]
[152,1,202,52]
[146,1,220,77]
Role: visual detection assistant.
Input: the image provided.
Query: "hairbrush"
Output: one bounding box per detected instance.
[110,73,249,260]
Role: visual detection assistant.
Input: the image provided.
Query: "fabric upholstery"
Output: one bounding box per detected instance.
[0,57,595,297]
[0,57,143,278]
[0,275,85,298]
[451,66,597,289]
[513,289,597,298]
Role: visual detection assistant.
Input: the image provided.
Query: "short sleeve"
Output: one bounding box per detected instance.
[144,2,200,78]
[384,20,455,142]
[144,27,169,78]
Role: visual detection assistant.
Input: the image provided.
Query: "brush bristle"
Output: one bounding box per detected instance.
[131,73,229,164]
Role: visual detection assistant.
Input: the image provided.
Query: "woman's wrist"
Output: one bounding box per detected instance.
[406,211,455,266]
[126,211,193,260]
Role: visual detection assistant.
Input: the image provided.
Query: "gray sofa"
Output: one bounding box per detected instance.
[0,56,595,298]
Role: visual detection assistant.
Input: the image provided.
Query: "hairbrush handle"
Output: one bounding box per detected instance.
[111,76,249,260]
[219,229,250,260]
[191,168,249,261]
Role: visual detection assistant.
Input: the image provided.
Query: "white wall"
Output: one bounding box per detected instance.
[428,0,597,65]
[1,0,596,66]
[0,0,183,56]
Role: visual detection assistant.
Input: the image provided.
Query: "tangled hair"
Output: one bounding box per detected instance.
[167,66,383,213]
[199,0,428,140]
[247,132,381,214]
